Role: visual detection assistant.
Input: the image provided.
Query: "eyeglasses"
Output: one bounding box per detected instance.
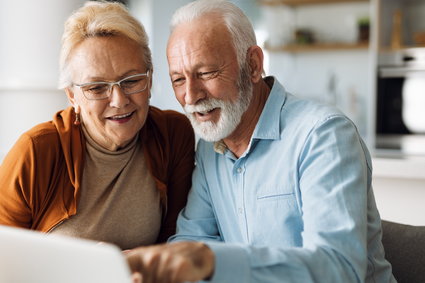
[73,71,150,100]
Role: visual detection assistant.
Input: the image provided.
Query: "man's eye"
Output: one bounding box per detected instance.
[172,77,185,86]
[199,71,218,79]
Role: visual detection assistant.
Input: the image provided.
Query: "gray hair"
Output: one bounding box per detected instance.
[170,0,257,70]
[58,1,152,89]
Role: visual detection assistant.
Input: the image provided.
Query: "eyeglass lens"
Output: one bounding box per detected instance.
[80,73,149,100]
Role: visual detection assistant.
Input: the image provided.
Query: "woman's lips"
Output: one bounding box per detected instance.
[107,111,134,123]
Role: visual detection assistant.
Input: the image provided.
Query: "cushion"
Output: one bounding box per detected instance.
[381,220,425,283]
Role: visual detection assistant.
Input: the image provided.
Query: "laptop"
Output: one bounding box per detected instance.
[0,225,132,283]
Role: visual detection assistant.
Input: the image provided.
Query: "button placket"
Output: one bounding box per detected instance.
[234,160,248,242]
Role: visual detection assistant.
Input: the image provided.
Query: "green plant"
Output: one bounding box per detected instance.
[357,16,370,27]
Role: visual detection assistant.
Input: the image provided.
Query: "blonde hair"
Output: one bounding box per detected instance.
[59,1,151,89]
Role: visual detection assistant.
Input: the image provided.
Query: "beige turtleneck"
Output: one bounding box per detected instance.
[50,126,162,250]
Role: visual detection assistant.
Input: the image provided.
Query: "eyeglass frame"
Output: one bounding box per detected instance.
[72,70,151,100]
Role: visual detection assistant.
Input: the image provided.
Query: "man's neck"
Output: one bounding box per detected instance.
[223,79,271,158]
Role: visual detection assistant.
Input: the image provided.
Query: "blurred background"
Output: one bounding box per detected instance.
[1,0,425,224]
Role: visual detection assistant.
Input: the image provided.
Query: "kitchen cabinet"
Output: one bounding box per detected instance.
[259,0,371,52]
[265,42,368,53]
[377,0,425,51]
[256,0,424,158]
[259,0,368,5]
[258,0,373,145]
[374,0,425,157]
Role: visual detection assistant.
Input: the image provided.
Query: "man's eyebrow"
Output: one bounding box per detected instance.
[169,70,182,76]
[169,63,220,76]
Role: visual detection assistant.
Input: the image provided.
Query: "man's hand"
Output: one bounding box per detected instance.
[125,241,215,283]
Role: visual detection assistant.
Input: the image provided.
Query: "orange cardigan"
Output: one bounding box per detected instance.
[0,106,195,243]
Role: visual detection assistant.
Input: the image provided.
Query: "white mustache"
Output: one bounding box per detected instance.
[184,99,225,114]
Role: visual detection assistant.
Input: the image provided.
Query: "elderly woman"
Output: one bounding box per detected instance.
[0,1,194,250]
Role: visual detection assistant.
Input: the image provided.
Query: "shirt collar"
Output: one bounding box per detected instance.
[213,77,287,155]
[251,76,286,141]
[213,140,227,155]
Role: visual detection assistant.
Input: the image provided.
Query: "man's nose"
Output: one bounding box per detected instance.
[185,78,206,105]
[109,85,129,108]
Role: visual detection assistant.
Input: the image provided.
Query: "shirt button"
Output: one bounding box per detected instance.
[238,208,243,214]
[237,167,243,173]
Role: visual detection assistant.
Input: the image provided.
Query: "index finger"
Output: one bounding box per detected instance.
[125,249,144,274]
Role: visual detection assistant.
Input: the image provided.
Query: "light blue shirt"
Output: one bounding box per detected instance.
[170,78,395,283]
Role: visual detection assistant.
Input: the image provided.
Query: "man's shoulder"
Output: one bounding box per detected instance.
[196,139,214,151]
[195,139,217,159]
[282,94,347,129]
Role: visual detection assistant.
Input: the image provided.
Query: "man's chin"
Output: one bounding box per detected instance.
[193,125,220,142]
[192,121,237,143]
[190,122,220,142]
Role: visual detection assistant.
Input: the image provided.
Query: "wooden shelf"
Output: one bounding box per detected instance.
[258,0,369,6]
[264,42,369,52]
[379,45,425,52]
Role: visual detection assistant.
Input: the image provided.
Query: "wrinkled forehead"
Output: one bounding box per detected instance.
[167,16,234,59]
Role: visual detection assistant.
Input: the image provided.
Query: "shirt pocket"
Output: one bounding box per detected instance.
[253,184,301,246]
[256,184,295,201]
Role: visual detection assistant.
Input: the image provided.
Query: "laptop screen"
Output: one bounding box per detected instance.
[0,225,132,283]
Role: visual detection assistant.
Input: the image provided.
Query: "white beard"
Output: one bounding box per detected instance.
[184,60,254,142]
[184,80,253,142]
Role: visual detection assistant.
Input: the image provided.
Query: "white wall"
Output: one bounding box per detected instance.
[268,50,371,138]
[0,0,191,162]
[0,0,86,161]
[129,0,191,113]
[129,0,261,113]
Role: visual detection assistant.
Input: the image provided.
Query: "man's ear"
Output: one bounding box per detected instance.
[148,70,153,98]
[247,45,264,83]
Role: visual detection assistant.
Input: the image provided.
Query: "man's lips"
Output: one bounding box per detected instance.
[193,108,219,122]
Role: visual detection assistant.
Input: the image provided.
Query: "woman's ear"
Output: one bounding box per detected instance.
[65,87,77,107]
[247,45,264,83]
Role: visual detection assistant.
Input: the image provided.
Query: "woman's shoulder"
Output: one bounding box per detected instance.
[2,120,61,170]
[21,107,73,145]
[20,121,59,146]
[6,122,61,165]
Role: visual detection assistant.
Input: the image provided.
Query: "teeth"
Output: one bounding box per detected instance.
[112,112,132,119]
[197,108,216,115]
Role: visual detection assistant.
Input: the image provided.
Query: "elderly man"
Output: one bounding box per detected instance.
[126,0,395,282]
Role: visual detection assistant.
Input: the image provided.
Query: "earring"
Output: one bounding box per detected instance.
[74,111,81,126]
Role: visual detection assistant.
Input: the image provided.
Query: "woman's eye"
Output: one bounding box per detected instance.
[85,84,108,94]
[122,79,140,87]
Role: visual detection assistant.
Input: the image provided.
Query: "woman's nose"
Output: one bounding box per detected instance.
[109,85,130,108]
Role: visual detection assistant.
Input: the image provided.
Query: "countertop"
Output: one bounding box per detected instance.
[372,156,425,180]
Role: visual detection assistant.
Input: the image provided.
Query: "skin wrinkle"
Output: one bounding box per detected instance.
[125,9,269,283]
[65,35,151,151]
[167,15,268,157]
